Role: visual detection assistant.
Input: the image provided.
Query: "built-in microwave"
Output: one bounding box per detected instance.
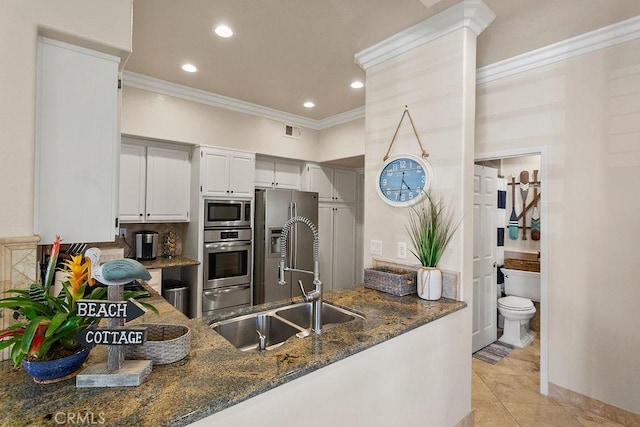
[204,199,251,228]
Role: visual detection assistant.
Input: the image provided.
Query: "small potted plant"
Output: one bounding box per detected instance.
[0,236,153,382]
[406,191,460,300]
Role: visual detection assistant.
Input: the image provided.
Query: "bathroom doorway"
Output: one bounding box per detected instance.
[474,147,549,395]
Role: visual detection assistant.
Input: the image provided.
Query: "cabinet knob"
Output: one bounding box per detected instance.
[275,182,279,187]
[139,213,143,217]
[230,190,234,194]
[147,213,150,216]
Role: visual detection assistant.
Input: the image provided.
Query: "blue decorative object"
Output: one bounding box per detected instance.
[21,347,90,383]
[85,248,151,286]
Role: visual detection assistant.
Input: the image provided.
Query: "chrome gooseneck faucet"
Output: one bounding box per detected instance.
[278,216,322,334]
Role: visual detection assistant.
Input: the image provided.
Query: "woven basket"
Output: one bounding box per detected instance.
[124,324,190,365]
[364,266,417,296]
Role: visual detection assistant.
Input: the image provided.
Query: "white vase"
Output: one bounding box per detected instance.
[417,267,442,300]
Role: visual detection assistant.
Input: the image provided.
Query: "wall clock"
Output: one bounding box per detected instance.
[376,154,433,207]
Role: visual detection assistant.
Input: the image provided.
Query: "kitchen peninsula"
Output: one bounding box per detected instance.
[0,286,467,426]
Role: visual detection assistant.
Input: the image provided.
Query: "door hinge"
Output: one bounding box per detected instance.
[200,185,202,192]
[117,78,122,89]
[200,151,203,158]
[115,217,119,227]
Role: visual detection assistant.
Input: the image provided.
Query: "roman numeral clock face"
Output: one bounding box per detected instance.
[376,155,433,207]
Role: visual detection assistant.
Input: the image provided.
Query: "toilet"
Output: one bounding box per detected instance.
[498,268,540,348]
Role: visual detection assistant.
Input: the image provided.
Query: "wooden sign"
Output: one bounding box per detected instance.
[76,299,146,321]
[77,326,147,348]
[76,284,152,388]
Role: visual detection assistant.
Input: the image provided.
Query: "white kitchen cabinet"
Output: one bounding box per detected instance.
[119,141,191,223]
[255,158,300,189]
[200,147,255,198]
[318,204,356,291]
[146,146,191,221]
[35,38,120,244]
[303,164,356,203]
[119,144,146,222]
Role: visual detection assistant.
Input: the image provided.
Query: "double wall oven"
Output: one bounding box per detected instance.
[202,199,252,316]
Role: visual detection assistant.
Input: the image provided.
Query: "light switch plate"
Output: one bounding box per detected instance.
[397,242,407,259]
[370,240,383,256]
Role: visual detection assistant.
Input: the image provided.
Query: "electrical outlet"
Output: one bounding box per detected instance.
[397,242,407,259]
[370,240,383,256]
[119,228,127,238]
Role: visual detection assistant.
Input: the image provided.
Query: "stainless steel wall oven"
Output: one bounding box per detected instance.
[202,217,252,316]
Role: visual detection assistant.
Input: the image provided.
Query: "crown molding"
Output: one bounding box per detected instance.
[122,71,322,130]
[354,0,495,71]
[476,14,640,85]
[317,106,365,128]
[122,12,639,131]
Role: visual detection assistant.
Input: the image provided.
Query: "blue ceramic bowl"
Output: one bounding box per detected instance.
[21,347,90,382]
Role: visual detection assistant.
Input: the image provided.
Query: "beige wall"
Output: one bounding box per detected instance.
[476,39,640,414]
[362,28,479,422]
[316,118,365,162]
[122,87,320,161]
[0,0,133,239]
[363,30,476,293]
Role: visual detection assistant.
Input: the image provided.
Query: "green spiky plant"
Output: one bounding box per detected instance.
[0,236,155,368]
[406,191,461,267]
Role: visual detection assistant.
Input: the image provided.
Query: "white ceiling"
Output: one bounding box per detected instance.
[125,0,640,121]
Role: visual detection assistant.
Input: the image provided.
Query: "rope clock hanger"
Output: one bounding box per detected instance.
[377,105,433,207]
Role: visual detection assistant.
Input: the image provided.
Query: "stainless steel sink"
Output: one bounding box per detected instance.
[211,313,304,352]
[276,302,362,329]
[210,302,363,352]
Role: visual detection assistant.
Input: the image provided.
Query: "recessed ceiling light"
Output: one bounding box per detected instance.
[303,101,315,108]
[350,81,364,89]
[181,63,197,73]
[214,25,233,38]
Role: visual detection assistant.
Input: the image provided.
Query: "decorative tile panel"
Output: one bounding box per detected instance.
[0,236,40,361]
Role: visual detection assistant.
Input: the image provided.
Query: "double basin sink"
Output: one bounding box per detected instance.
[210,302,363,352]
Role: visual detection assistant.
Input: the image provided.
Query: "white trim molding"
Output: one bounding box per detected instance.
[477,14,640,84]
[122,12,640,131]
[122,71,365,131]
[354,0,495,71]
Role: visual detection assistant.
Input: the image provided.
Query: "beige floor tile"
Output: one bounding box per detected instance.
[478,372,558,405]
[503,402,583,427]
[508,357,540,375]
[561,405,626,427]
[472,401,520,427]
[473,356,523,376]
[472,372,498,402]
[507,336,540,361]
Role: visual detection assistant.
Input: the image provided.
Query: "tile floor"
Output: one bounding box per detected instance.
[472,335,625,426]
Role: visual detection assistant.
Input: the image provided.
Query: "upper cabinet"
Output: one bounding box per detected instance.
[119,140,191,223]
[34,38,120,244]
[302,164,357,203]
[255,157,301,189]
[200,147,255,199]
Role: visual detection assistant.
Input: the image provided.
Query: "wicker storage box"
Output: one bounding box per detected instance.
[124,324,190,365]
[364,266,417,296]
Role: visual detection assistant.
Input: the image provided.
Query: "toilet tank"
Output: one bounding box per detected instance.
[502,268,540,302]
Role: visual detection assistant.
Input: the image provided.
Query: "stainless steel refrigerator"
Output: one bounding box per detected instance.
[253,188,319,304]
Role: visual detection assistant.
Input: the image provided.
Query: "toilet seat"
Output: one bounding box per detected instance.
[498,295,534,311]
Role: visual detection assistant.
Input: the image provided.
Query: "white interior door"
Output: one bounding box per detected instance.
[472,165,498,352]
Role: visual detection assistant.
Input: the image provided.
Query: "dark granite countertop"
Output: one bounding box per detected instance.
[0,286,466,426]
[137,255,199,269]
